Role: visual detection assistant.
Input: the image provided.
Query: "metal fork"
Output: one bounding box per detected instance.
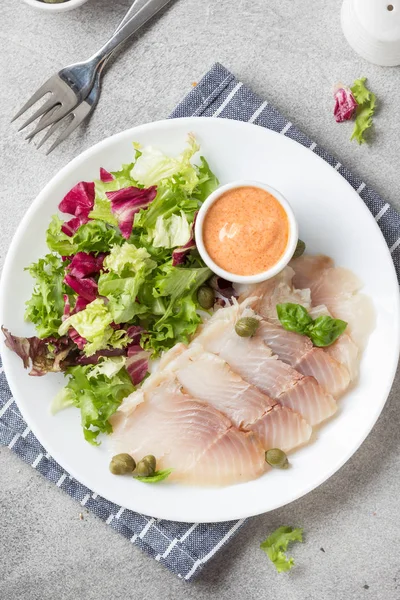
[26,0,143,154]
[13,0,174,146]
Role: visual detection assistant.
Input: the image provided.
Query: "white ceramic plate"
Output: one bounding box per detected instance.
[1,118,399,523]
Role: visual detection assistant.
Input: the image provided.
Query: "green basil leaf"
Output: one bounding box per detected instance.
[135,469,173,483]
[307,316,347,347]
[276,303,313,334]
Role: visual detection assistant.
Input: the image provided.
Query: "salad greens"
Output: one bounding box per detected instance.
[276,303,347,347]
[260,526,303,573]
[6,136,219,444]
[350,78,376,145]
[51,357,134,445]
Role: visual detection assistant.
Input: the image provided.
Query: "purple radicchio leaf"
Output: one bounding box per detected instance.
[172,212,198,266]
[106,186,157,239]
[1,326,74,376]
[58,181,95,237]
[67,252,105,279]
[99,168,114,183]
[126,344,150,385]
[334,86,358,123]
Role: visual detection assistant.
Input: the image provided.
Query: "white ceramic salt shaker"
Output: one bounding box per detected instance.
[341,0,400,66]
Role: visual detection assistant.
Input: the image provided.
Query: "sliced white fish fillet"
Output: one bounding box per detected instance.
[167,345,276,428]
[239,267,311,323]
[257,320,350,397]
[291,255,375,349]
[196,305,337,426]
[309,305,359,381]
[248,405,312,453]
[111,376,266,485]
[183,428,267,486]
[325,334,359,381]
[278,376,337,426]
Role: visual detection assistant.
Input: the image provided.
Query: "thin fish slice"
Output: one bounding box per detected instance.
[291,256,375,349]
[258,320,313,366]
[295,348,350,398]
[196,305,337,425]
[325,333,359,381]
[248,405,312,453]
[290,255,334,290]
[257,320,350,397]
[183,428,266,486]
[111,377,231,477]
[169,345,276,428]
[239,267,311,323]
[112,376,266,485]
[278,376,336,426]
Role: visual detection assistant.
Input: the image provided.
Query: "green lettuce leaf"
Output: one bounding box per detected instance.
[152,211,191,248]
[192,156,219,202]
[260,526,303,573]
[350,77,376,144]
[53,358,134,444]
[130,134,200,191]
[24,253,66,338]
[58,298,129,356]
[46,215,123,256]
[98,243,156,323]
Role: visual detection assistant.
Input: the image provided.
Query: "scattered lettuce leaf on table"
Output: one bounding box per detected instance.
[260,526,303,573]
[350,78,376,144]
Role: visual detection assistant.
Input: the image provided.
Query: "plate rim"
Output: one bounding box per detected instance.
[1,116,399,523]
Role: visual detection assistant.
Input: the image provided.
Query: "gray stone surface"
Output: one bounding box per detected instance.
[0,0,399,598]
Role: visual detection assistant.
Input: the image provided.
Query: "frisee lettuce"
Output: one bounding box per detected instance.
[24,254,67,338]
[350,77,376,144]
[260,526,303,573]
[51,357,134,445]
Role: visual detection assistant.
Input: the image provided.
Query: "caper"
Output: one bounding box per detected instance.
[197,285,215,309]
[136,455,156,477]
[109,453,136,475]
[265,448,289,469]
[235,317,259,337]
[292,239,306,259]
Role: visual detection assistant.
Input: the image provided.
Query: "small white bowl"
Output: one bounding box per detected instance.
[195,180,298,284]
[23,0,90,13]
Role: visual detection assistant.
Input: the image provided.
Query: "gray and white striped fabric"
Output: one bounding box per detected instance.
[1,63,399,581]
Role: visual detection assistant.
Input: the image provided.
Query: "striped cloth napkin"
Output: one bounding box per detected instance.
[1,63,399,582]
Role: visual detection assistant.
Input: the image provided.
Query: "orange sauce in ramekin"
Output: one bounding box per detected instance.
[202,186,289,276]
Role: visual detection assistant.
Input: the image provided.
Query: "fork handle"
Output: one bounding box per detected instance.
[89,0,174,67]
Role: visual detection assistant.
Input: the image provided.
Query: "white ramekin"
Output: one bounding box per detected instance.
[23,0,90,13]
[195,180,298,284]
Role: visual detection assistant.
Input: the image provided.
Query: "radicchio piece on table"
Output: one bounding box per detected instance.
[64,274,98,302]
[106,186,157,239]
[58,181,95,237]
[1,326,74,376]
[209,275,237,300]
[126,344,150,385]
[99,168,114,183]
[67,252,105,279]
[172,212,197,266]
[333,86,358,123]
